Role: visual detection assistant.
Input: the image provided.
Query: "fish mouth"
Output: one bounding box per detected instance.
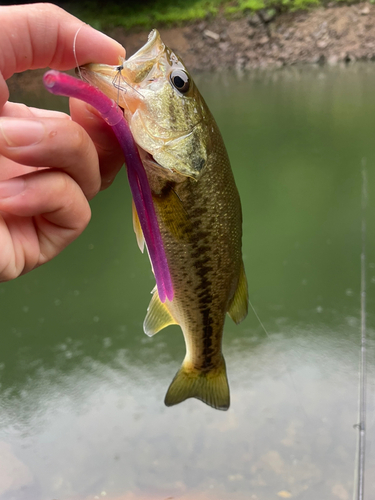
[77,63,143,118]
[126,29,165,63]
[77,29,165,92]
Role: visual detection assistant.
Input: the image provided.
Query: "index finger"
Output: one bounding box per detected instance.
[0,3,125,104]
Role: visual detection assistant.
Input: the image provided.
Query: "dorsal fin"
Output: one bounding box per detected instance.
[143,288,177,337]
[227,261,248,325]
[132,198,145,253]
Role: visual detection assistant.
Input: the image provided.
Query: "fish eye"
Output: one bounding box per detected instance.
[170,70,190,94]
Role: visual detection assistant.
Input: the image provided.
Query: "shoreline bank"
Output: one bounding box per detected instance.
[7,2,375,93]
[108,2,375,72]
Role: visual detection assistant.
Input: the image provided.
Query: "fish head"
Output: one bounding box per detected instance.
[80,30,211,180]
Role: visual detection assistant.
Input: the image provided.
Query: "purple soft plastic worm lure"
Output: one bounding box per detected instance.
[43,70,173,302]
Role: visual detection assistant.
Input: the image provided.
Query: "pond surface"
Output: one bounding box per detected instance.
[1,64,375,500]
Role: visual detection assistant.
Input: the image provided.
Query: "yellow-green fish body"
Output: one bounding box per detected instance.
[81,30,248,410]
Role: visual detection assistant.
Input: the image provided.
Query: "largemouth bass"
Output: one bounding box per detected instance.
[80,30,248,410]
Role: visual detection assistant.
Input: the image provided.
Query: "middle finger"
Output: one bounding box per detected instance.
[2,101,71,120]
[0,116,101,199]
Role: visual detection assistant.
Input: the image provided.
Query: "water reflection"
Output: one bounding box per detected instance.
[1,64,375,499]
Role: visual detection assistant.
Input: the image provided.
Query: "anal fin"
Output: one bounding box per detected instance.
[144,288,177,337]
[227,261,249,325]
[132,198,145,253]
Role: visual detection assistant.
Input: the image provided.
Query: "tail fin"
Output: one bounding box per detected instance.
[164,357,230,411]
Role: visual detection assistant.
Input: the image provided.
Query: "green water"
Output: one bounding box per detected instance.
[1,64,375,500]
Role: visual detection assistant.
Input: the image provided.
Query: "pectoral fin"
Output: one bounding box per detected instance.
[227,262,249,325]
[132,198,145,253]
[153,184,192,242]
[143,289,177,337]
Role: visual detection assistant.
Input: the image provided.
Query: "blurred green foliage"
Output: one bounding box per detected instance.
[63,0,330,30]
[67,0,222,30]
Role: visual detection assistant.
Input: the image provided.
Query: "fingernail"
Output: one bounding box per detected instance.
[0,178,26,198]
[0,119,45,147]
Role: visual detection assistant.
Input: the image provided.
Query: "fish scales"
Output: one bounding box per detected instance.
[80,30,248,410]
[150,126,242,365]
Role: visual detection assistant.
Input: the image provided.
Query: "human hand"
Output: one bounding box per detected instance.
[0,3,125,280]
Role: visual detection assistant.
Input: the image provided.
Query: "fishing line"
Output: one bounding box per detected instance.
[73,24,86,80]
[248,299,270,339]
[248,298,310,422]
[113,66,124,107]
[354,157,368,500]
[112,69,132,114]
[112,69,145,100]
